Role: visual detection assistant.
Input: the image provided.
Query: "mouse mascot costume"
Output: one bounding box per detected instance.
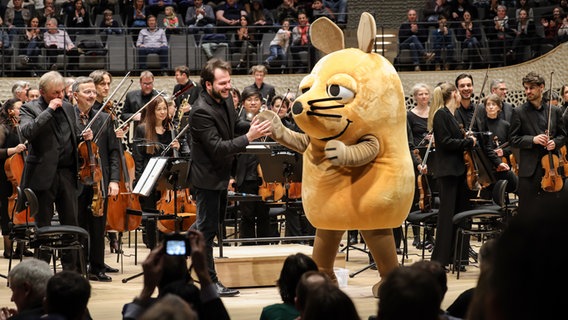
[257,13,414,297]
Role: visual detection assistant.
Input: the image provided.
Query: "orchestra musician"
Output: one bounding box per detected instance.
[489,79,515,122]
[121,71,159,148]
[0,98,30,259]
[476,93,518,194]
[188,58,271,297]
[509,72,566,216]
[234,87,271,244]
[19,71,92,271]
[132,94,182,249]
[73,77,121,282]
[428,82,477,271]
[454,73,482,131]
[244,64,276,108]
[172,65,201,156]
[406,83,435,250]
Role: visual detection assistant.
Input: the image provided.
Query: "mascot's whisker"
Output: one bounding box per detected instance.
[306,111,343,118]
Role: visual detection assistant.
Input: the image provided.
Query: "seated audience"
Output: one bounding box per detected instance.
[43,17,80,70]
[274,0,299,26]
[398,9,435,71]
[126,0,148,30]
[323,0,347,25]
[136,15,169,72]
[99,9,123,35]
[1,259,52,320]
[311,0,335,22]
[43,270,92,320]
[185,0,216,36]
[259,253,318,320]
[431,14,456,71]
[146,0,176,17]
[4,0,31,39]
[162,5,182,35]
[65,0,91,37]
[215,0,248,34]
[249,0,274,34]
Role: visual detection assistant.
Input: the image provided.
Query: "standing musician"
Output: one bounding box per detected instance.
[244,64,276,109]
[0,98,30,259]
[489,79,515,122]
[233,87,271,245]
[172,65,200,157]
[132,95,182,249]
[188,58,271,297]
[454,73,482,131]
[19,71,92,271]
[73,77,121,282]
[428,82,476,271]
[510,72,566,216]
[477,93,518,193]
[406,83,435,250]
[90,69,113,111]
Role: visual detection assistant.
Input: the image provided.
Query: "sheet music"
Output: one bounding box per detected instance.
[133,157,169,196]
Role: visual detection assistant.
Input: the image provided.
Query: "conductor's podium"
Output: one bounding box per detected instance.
[214,244,346,288]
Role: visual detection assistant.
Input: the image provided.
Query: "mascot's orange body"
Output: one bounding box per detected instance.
[258,13,414,296]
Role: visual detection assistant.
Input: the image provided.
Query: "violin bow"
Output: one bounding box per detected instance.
[467,66,490,135]
[161,122,191,157]
[93,79,135,144]
[115,89,166,133]
[546,71,554,138]
[81,71,131,136]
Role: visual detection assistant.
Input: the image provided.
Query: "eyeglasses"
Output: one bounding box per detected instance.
[80,90,97,95]
[142,82,154,86]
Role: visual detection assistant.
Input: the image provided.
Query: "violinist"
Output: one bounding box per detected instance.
[489,79,514,122]
[454,73,482,131]
[510,71,566,216]
[0,98,31,259]
[19,71,91,271]
[429,82,476,271]
[89,69,113,111]
[477,93,518,194]
[73,77,121,282]
[132,95,183,249]
[121,71,159,124]
[406,83,435,250]
[234,88,271,245]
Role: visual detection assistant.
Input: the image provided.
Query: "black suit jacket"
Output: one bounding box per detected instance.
[509,102,566,177]
[188,90,250,190]
[20,97,80,191]
[120,89,158,122]
[433,107,475,178]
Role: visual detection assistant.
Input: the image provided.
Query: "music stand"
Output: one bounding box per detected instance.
[123,157,190,283]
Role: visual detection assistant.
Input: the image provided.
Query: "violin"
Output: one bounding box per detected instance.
[78,140,103,185]
[509,153,519,175]
[493,136,510,168]
[540,73,563,192]
[415,137,433,213]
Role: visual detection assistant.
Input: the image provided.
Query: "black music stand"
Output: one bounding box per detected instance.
[123,157,190,283]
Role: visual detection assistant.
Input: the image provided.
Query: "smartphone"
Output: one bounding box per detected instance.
[164,233,190,256]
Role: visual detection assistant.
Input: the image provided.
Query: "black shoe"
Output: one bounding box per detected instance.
[104,264,119,273]
[88,272,112,282]
[412,237,420,248]
[396,248,403,255]
[214,281,239,297]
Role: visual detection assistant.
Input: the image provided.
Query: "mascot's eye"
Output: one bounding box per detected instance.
[300,87,310,94]
[326,84,355,102]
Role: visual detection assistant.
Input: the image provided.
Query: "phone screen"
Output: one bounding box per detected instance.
[166,239,186,256]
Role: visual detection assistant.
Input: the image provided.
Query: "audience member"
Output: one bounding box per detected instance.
[449,0,477,23]
[36,0,61,28]
[1,259,52,320]
[311,0,335,22]
[558,13,568,44]
[290,12,313,73]
[302,282,360,320]
[43,17,80,71]
[274,0,299,26]
[249,0,274,34]
[65,0,91,37]
[185,0,216,36]
[515,0,534,22]
[215,0,248,33]
[99,9,123,35]
[431,14,456,71]
[146,0,176,17]
[162,5,181,35]
[136,15,169,72]
[377,266,442,320]
[17,16,43,77]
[4,0,31,39]
[259,253,318,320]
[455,10,484,69]
[139,294,198,320]
[323,0,347,25]
[126,0,148,30]
[232,15,257,70]
[423,0,451,25]
[44,270,91,320]
[487,5,515,66]
[398,9,435,71]
[245,64,276,108]
[122,230,230,320]
[264,19,291,71]
[294,271,332,319]
[508,8,537,64]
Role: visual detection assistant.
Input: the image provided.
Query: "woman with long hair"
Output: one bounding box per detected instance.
[428,82,477,270]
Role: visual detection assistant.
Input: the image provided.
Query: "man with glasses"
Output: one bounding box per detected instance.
[121,71,159,125]
[73,77,121,282]
[490,79,514,122]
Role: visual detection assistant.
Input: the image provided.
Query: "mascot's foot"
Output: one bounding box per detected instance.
[372,281,381,298]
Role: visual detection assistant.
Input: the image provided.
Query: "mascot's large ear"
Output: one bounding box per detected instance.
[309,17,344,55]
[358,12,376,53]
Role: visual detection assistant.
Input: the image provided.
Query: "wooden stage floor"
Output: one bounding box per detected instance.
[0,233,479,320]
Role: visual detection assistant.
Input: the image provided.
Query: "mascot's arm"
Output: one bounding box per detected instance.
[324,134,379,166]
[256,110,309,153]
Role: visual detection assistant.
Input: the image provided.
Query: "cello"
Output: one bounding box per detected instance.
[4,112,32,224]
[104,101,143,233]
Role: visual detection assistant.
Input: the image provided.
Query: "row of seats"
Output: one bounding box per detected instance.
[1,31,315,76]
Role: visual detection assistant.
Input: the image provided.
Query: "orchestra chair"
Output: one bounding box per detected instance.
[452,179,510,279]
[7,187,37,275]
[127,208,161,265]
[24,188,90,278]
[401,196,440,266]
